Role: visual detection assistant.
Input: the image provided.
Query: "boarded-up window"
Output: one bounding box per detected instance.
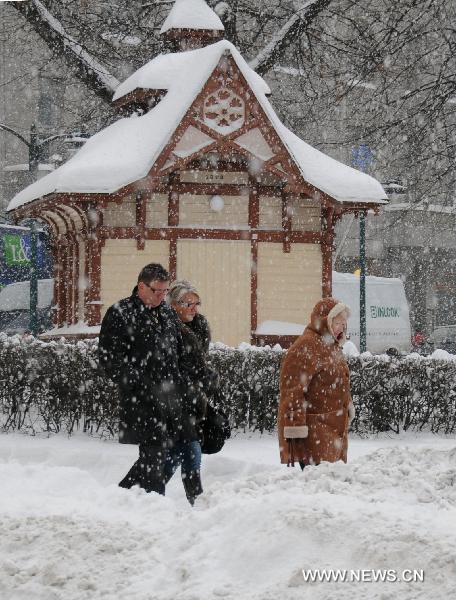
[179,194,249,228]
[100,239,169,315]
[259,196,282,229]
[146,194,168,228]
[177,239,251,346]
[290,197,321,231]
[103,197,136,227]
[257,242,322,329]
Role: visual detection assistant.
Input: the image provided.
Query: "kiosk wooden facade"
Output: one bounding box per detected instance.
[7,0,387,346]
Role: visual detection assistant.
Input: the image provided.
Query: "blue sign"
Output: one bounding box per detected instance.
[0,226,53,288]
[352,144,374,172]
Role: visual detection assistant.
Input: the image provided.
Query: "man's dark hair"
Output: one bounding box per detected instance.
[138,263,169,284]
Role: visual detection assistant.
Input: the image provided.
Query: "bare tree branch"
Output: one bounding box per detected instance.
[0,124,30,148]
[249,0,333,75]
[39,134,75,147]
[11,0,120,104]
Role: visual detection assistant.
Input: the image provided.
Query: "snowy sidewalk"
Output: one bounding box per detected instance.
[1,432,455,600]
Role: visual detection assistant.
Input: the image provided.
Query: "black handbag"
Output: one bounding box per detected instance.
[200,403,231,454]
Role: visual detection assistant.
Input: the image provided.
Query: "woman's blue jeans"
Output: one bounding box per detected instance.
[164,440,202,482]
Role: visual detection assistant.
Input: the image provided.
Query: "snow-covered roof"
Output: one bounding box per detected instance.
[111,42,258,101]
[8,40,387,212]
[160,0,224,34]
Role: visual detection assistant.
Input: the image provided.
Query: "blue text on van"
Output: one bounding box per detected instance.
[370,306,400,318]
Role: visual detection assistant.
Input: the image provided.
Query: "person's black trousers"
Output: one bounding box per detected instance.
[118,443,168,495]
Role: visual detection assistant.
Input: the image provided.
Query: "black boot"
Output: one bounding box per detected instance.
[182,471,203,506]
[118,464,140,489]
[119,444,166,495]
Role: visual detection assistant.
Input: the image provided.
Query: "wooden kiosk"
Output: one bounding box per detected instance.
[7,0,387,347]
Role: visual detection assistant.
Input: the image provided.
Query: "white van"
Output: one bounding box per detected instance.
[0,279,54,334]
[332,271,411,354]
[0,279,54,311]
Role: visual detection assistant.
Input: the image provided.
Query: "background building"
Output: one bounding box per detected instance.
[1,0,455,340]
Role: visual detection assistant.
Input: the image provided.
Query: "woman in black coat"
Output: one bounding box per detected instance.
[165,280,216,505]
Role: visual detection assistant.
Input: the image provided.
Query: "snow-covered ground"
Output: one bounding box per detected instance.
[1,431,456,600]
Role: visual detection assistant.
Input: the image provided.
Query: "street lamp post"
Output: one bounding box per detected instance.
[352,144,373,353]
[29,221,38,336]
[359,212,367,352]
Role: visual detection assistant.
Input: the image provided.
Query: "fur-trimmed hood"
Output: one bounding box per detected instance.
[308,297,350,346]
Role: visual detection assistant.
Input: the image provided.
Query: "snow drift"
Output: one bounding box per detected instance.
[0,433,455,599]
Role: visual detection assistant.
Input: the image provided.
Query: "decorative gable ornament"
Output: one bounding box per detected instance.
[203,87,245,133]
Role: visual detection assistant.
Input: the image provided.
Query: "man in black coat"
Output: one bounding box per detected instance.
[98,263,185,495]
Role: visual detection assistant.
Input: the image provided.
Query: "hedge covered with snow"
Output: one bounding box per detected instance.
[1,333,455,437]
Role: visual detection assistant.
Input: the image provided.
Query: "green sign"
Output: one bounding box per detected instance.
[3,234,30,266]
[370,306,400,318]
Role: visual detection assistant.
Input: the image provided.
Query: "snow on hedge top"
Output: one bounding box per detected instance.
[8,40,386,212]
[160,0,224,34]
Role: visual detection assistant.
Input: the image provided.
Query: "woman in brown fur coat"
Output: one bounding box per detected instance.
[278,298,355,468]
